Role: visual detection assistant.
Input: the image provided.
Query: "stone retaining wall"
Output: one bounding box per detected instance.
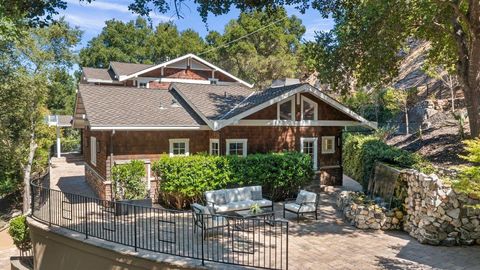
[337,191,403,230]
[402,170,480,245]
[337,165,480,246]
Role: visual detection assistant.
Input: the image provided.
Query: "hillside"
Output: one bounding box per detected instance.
[386,41,468,169]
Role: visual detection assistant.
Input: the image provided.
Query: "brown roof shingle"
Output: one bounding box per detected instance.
[171,83,254,120]
[82,67,115,81]
[79,85,205,128]
[110,62,153,76]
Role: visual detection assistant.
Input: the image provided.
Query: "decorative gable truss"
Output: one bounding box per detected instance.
[171,83,378,131]
[117,54,254,88]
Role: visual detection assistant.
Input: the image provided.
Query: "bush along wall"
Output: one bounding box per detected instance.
[342,133,433,189]
[152,152,314,209]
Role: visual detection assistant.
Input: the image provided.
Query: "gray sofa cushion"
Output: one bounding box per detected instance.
[251,190,262,200]
[296,190,317,204]
[205,190,226,205]
[205,186,269,213]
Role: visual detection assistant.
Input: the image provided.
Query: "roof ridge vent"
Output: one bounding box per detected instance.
[271,78,300,88]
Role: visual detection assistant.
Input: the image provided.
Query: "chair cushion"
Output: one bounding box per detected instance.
[296,190,317,204]
[224,187,252,203]
[285,203,316,213]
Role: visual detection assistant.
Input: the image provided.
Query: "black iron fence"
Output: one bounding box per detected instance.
[30,181,288,269]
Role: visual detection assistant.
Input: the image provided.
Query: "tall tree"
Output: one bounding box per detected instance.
[80,18,207,67]
[303,0,480,137]
[205,8,306,88]
[0,19,81,212]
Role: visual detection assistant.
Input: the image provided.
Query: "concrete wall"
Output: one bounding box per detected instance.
[27,217,207,270]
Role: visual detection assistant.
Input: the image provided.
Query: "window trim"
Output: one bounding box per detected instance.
[225,139,248,157]
[90,136,97,166]
[321,136,336,154]
[277,96,295,121]
[300,95,318,121]
[300,137,318,171]
[169,138,190,157]
[209,139,220,155]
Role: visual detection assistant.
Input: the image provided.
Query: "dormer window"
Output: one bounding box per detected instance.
[277,96,295,120]
[301,96,318,121]
[139,82,148,88]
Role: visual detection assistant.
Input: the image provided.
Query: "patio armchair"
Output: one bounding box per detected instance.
[191,203,230,239]
[283,190,319,222]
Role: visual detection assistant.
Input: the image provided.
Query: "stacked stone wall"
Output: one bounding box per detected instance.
[337,165,480,246]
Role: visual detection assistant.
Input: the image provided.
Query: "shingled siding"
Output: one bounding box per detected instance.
[245,92,355,121]
[218,125,343,185]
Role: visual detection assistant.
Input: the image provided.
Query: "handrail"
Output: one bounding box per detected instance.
[30,181,288,270]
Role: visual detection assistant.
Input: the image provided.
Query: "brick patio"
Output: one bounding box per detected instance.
[47,156,480,270]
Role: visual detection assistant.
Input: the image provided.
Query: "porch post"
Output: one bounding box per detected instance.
[56,126,61,158]
[146,162,151,197]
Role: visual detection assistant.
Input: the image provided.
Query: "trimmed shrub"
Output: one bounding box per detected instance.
[112,160,147,200]
[343,133,433,189]
[8,216,31,252]
[152,152,313,209]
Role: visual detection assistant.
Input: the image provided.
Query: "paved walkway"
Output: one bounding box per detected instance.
[286,186,480,270]
[45,158,480,269]
[0,229,17,270]
[49,153,97,197]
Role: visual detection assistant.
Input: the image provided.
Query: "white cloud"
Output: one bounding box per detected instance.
[304,19,334,40]
[66,0,171,22]
[66,0,130,13]
[64,13,105,32]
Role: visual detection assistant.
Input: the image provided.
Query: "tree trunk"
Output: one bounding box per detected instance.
[22,131,37,214]
[405,105,409,135]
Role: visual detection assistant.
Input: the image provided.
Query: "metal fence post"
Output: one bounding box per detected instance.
[201,215,205,266]
[134,205,137,252]
[30,183,34,215]
[48,189,52,227]
[84,197,88,239]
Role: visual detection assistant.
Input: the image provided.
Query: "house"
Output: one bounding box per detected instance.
[73,54,376,200]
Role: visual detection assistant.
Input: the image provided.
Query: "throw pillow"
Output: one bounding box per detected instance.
[251,190,262,200]
[212,192,226,205]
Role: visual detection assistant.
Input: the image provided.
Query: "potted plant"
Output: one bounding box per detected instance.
[249,203,263,214]
[112,160,151,215]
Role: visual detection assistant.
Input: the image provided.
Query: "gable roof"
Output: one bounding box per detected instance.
[109,62,154,77]
[82,67,116,82]
[77,84,206,130]
[118,54,254,88]
[171,83,253,121]
[171,82,377,130]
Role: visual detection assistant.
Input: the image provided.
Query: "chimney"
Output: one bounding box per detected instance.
[270,78,301,88]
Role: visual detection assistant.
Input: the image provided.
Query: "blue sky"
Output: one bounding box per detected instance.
[61,0,334,50]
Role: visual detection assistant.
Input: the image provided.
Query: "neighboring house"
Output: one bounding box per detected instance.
[73,54,375,200]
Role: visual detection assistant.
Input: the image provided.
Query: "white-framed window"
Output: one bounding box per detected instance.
[169,139,189,157]
[301,96,318,121]
[322,136,335,154]
[226,139,247,157]
[277,96,295,121]
[90,136,97,166]
[209,139,220,155]
[300,137,318,170]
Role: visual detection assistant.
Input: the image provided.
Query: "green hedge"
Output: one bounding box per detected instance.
[343,134,433,189]
[152,152,313,209]
[112,160,147,200]
[8,215,31,252]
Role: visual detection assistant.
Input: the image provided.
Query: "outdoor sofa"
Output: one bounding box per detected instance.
[205,186,273,214]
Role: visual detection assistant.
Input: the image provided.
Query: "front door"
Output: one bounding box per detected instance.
[300,137,318,171]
